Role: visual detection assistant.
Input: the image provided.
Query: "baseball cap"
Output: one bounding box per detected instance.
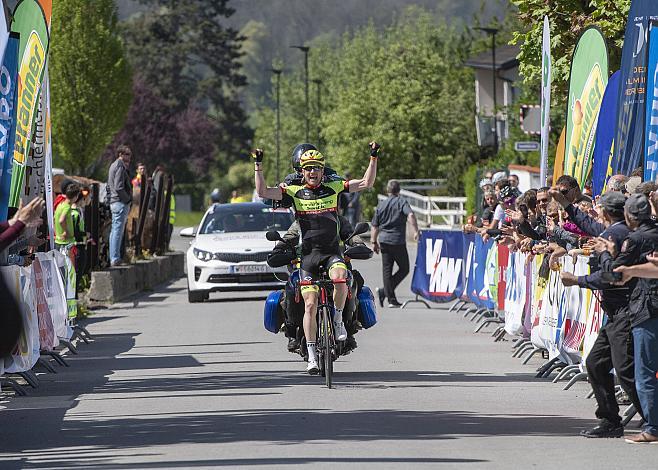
[625,193,652,221]
[600,191,626,213]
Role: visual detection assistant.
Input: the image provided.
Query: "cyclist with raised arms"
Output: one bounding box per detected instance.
[254,142,380,374]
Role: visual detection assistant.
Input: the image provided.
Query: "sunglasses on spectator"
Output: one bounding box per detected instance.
[560,188,571,195]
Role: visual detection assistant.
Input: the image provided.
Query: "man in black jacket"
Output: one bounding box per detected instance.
[557,190,639,438]
[602,194,658,443]
[107,145,132,266]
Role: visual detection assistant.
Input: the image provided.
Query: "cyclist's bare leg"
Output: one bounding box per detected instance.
[329,266,348,310]
[302,290,318,345]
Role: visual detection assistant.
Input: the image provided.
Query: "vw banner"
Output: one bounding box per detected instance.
[411,230,465,302]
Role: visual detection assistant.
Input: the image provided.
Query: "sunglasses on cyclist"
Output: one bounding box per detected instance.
[303,166,324,172]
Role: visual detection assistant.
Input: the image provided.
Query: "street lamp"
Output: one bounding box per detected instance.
[311,78,322,146]
[291,45,310,142]
[476,27,499,154]
[271,68,282,182]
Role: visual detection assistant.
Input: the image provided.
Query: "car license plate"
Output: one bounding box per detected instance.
[233,264,267,274]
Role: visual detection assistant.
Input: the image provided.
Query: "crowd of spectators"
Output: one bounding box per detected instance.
[463,169,658,444]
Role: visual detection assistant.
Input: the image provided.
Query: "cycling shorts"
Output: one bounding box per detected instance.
[300,249,347,294]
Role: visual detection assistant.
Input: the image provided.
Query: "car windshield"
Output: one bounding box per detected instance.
[199,205,294,234]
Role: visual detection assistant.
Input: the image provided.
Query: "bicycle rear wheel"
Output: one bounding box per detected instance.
[322,306,333,388]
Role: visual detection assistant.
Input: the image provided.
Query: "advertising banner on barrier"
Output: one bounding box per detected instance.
[8,0,50,207]
[496,244,509,311]
[0,33,19,221]
[540,16,551,186]
[560,256,591,362]
[410,230,605,365]
[36,251,69,340]
[532,266,563,359]
[613,0,658,177]
[473,237,496,310]
[31,256,56,350]
[504,251,527,335]
[411,230,464,302]
[461,233,476,303]
[592,71,620,197]
[645,21,658,182]
[564,27,608,187]
[1,264,40,373]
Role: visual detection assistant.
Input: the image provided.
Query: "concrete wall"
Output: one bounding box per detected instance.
[87,252,185,304]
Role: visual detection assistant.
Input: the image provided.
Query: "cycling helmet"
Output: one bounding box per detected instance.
[291,143,317,171]
[299,149,325,169]
[210,188,221,203]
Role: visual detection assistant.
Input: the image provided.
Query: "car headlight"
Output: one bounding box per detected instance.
[193,248,214,261]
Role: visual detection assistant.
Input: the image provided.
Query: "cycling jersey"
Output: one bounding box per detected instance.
[281,179,349,250]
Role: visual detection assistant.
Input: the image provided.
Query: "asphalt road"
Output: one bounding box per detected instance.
[0,233,656,469]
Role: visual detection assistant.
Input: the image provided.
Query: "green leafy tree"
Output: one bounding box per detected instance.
[252,8,481,216]
[122,0,252,170]
[50,0,132,175]
[511,0,630,101]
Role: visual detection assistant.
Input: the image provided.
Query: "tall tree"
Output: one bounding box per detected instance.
[252,7,480,213]
[122,0,252,169]
[50,0,132,175]
[104,78,218,180]
[511,0,630,100]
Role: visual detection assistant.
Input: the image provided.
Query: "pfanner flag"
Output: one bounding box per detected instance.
[613,0,658,177]
[8,0,51,207]
[564,27,608,188]
[0,33,19,221]
[540,16,551,186]
[592,71,620,196]
[645,21,658,182]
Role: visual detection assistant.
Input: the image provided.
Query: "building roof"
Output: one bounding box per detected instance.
[465,44,520,71]
[508,164,540,174]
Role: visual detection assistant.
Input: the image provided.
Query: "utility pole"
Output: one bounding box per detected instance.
[271,68,282,181]
[312,78,322,145]
[476,27,499,154]
[291,45,310,141]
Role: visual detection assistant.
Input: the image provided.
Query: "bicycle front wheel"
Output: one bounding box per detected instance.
[322,306,333,388]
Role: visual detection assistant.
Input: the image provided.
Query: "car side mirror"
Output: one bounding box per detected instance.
[180,226,197,238]
[266,230,283,242]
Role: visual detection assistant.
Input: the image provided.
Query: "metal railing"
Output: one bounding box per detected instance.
[378,189,466,229]
[395,179,446,191]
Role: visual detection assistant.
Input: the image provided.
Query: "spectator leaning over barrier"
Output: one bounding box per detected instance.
[371,179,420,308]
[607,174,630,195]
[107,145,132,266]
[595,193,658,444]
[556,191,638,439]
[575,194,656,439]
[0,198,45,252]
[479,190,497,227]
[613,250,658,443]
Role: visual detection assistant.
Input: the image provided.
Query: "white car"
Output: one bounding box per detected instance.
[181,202,294,303]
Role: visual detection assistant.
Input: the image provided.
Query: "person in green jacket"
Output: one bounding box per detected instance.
[54,184,80,250]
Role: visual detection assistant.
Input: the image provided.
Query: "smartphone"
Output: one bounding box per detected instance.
[600,271,622,283]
